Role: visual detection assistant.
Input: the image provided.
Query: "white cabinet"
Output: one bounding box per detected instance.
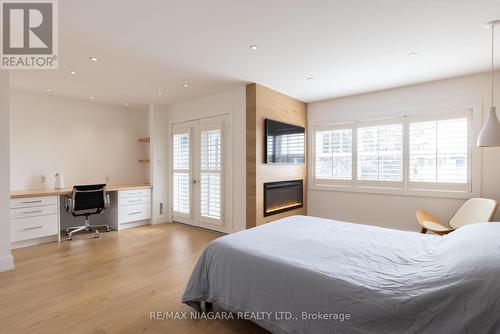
[117,189,151,229]
[10,196,59,245]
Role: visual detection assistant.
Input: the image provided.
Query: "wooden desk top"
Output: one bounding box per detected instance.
[10,184,152,199]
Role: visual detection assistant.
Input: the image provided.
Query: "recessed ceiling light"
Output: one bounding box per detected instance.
[89,96,95,100]
[89,57,99,62]
[408,52,418,57]
[69,70,77,75]
[44,87,52,92]
[307,77,314,81]
[249,45,259,51]
[183,83,189,87]
[157,91,163,96]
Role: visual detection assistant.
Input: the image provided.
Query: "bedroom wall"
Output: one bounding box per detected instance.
[246,84,308,228]
[159,86,247,232]
[0,72,14,272]
[148,103,169,225]
[307,72,500,231]
[9,90,149,190]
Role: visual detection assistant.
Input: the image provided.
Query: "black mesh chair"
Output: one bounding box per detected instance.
[64,184,111,240]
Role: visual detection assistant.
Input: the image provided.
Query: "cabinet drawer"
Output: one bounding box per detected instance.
[118,189,151,199]
[118,203,151,224]
[11,214,58,242]
[119,196,151,207]
[11,196,58,209]
[10,205,57,219]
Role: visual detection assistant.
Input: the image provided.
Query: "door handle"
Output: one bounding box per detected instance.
[22,210,43,215]
[23,226,43,231]
[21,200,42,204]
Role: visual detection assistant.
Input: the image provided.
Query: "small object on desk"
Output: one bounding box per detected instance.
[64,184,111,240]
[54,172,65,189]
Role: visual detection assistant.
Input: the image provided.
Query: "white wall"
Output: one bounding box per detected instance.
[148,104,169,224]
[158,86,247,232]
[0,73,14,272]
[308,72,500,231]
[9,90,149,190]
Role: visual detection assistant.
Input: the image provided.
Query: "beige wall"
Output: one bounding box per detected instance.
[0,72,13,272]
[9,90,149,190]
[307,72,500,231]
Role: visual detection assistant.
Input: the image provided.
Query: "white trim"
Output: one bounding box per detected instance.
[310,107,481,199]
[310,183,477,200]
[151,215,169,225]
[0,254,15,272]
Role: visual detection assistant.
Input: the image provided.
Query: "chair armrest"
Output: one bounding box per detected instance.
[104,193,110,209]
[64,196,74,214]
[416,210,452,235]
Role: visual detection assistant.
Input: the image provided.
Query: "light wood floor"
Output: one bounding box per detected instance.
[0,223,268,334]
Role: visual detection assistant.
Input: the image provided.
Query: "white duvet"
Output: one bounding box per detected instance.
[182,215,500,333]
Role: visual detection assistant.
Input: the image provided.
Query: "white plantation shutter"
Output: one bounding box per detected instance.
[357,123,403,183]
[312,110,473,194]
[409,112,470,190]
[200,127,222,221]
[173,132,191,215]
[314,128,352,180]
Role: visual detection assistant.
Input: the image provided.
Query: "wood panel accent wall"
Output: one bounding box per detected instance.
[246,83,307,229]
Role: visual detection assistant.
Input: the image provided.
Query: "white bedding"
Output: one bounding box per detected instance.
[182,215,500,333]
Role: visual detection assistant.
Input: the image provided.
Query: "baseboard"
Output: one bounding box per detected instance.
[11,235,59,249]
[0,254,15,272]
[152,215,169,225]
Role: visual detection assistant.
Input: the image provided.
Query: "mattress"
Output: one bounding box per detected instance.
[182,215,500,333]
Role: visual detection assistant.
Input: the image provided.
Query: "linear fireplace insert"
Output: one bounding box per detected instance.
[263,180,303,217]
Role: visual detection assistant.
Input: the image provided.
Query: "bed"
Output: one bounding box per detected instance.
[182,215,500,333]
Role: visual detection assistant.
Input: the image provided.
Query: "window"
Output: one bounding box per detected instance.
[200,129,222,220]
[314,128,352,180]
[313,110,473,195]
[173,132,191,214]
[408,112,470,191]
[357,123,403,182]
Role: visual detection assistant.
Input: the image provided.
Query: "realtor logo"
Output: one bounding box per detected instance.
[1,0,58,69]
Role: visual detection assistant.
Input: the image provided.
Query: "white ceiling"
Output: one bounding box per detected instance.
[9,0,500,108]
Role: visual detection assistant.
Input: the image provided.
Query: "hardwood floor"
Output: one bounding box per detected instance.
[0,223,268,334]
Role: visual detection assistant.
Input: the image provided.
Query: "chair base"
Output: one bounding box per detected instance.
[66,217,110,240]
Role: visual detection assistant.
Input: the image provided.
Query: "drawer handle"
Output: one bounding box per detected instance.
[22,210,43,215]
[22,225,43,231]
[128,199,142,203]
[21,200,42,204]
[128,211,142,215]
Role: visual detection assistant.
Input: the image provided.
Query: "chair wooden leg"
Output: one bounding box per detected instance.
[420,227,427,234]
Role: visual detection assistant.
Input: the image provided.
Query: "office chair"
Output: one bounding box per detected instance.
[64,184,111,240]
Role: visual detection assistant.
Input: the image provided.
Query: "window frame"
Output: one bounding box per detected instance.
[311,108,479,199]
[313,122,356,186]
[355,118,405,189]
[407,110,472,193]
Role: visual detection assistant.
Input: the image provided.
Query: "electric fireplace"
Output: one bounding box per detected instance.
[263,180,303,217]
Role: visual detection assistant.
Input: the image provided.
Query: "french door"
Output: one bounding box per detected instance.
[171,115,231,232]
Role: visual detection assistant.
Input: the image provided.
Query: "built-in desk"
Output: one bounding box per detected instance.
[10,184,152,199]
[10,184,152,249]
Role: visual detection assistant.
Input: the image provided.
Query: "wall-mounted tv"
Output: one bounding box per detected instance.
[265,119,305,164]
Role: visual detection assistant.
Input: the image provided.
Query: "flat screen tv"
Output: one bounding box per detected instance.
[265,119,305,164]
